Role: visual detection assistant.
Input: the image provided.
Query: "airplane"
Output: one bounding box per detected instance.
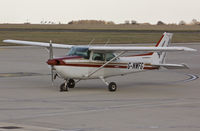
[3,32,197,92]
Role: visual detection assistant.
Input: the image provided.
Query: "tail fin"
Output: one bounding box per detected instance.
[151,32,173,64]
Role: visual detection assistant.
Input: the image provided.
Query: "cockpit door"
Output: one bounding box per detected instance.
[88,51,105,77]
[88,51,117,78]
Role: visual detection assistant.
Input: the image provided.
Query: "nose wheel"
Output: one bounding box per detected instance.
[60,83,68,92]
[60,79,76,92]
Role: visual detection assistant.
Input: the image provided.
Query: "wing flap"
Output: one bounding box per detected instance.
[3,39,73,49]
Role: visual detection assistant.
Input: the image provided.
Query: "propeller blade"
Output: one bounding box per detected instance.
[51,65,54,86]
[49,40,54,86]
[49,40,53,59]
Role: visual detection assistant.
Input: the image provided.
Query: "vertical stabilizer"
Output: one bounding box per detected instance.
[151,32,173,64]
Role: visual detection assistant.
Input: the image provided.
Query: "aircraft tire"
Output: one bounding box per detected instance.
[60,83,68,92]
[108,82,117,92]
[67,79,75,88]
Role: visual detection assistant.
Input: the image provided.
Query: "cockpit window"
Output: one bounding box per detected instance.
[105,53,115,61]
[68,46,90,59]
[92,52,105,61]
[92,52,116,61]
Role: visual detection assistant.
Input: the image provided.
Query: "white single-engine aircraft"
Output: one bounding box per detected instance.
[3,32,196,92]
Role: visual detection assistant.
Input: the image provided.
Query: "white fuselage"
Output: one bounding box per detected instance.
[54,55,157,80]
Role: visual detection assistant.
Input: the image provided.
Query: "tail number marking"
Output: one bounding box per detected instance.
[128,62,144,70]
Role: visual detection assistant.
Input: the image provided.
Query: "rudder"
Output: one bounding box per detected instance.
[152,32,173,64]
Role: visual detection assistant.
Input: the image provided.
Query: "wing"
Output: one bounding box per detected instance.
[3,39,197,52]
[89,46,196,52]
[3,39,73,49]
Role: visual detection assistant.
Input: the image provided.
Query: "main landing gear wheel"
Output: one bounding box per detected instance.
[108,82,117,92]
[67,79,75,88]
[60,83,68,92]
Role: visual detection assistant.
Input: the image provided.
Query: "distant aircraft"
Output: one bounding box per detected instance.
[3,32,196,92]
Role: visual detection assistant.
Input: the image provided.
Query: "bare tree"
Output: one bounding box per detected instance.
[179,20,186,25]
[157,21,165,25]
[131,20,137,25]
[191,19,200,25]
[124,20,130,24]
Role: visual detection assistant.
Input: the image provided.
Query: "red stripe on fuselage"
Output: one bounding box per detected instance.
[56,63,128,69]
[47,55,159,70]
[55,56,82,61]
[53,62,159,70]
[47,56,83,66]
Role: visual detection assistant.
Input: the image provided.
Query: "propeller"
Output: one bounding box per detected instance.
[49,40,54,86]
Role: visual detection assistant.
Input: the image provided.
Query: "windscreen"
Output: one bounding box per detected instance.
[68,46,90,59]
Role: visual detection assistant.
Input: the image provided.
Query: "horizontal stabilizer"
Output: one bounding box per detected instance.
[152,63,189,69]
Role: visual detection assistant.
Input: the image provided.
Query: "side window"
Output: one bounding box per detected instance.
[105,53,115,61]
[92,52,105,61]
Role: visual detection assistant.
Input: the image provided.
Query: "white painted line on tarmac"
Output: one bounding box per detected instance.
[184,74,199,82]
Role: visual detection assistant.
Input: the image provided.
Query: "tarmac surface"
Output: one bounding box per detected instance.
[0,44,199,131]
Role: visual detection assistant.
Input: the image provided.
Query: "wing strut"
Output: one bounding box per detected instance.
[85,51,126,78]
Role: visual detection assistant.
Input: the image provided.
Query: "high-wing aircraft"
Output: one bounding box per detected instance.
[3,32,197,92]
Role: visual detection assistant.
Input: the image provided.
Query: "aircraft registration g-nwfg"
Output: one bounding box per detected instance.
[3,32,197,92]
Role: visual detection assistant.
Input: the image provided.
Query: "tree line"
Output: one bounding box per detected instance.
[36,19,200,25]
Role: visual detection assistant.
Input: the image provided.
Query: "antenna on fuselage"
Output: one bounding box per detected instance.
[88,38,95,46]
[104,39,110,46]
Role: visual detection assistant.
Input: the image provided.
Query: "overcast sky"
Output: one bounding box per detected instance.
[0,0,200,24]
